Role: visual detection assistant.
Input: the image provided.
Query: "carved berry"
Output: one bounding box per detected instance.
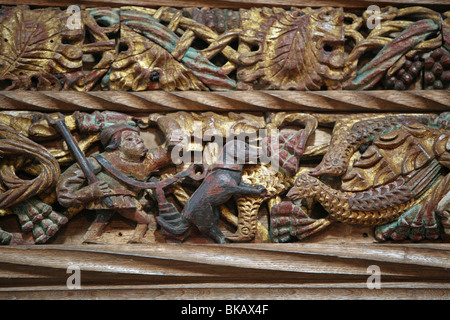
[424,73,435,84]
[431,48,444,60]
[441,55,450,68]
[424,57,434,70]
[441,71,450,83]
[432,63,443,76]
[434,80,443,89]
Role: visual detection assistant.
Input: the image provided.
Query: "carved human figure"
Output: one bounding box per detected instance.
[56,123,175,242]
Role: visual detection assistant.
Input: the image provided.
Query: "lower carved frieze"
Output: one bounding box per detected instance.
[0,110,448,245]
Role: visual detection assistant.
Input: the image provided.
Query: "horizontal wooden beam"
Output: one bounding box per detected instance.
[0,0,449,9]
[0,243,448,299]
[0,90,448,113]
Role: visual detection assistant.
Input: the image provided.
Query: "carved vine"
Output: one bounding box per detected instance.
[0,5,448,91]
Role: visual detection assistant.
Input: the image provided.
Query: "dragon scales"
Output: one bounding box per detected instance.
[271,113,450,242]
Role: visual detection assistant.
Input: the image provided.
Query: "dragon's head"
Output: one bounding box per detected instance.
[287,173,320,200]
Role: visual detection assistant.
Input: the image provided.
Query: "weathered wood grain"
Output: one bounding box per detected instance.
[0,90,448,112]
[0,243,448,299]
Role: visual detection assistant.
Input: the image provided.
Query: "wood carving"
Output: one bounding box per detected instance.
[0,119,65,244]
[0,5,84,90]
[345,7,442,90]
[0,5,448,91]
[236,7,349,90]
[0,110,448,245]
[272,113,450,242]
[0,4,448,248]
[0,1,448,301]
[157,139,267,243]
[229,113,318,242]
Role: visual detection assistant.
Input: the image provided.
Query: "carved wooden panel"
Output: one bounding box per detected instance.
[0,0,448,300]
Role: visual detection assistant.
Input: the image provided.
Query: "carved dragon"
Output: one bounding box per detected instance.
[271,112,450,242]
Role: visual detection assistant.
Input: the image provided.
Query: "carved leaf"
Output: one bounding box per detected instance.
[109,26,208,91]
[238,7,346,90]
[0,6,84,90]
[108,7,235,91]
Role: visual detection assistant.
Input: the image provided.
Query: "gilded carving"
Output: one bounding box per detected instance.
[0,5,448,91]
[0,110,447,245]
[272,113,450,242]
[0,4,448,246]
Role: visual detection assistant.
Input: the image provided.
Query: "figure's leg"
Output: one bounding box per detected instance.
[119,208,152,224]
[128,223,149,244]
[118,209,152,243]
[83,210,114,244]
[197,207,226,244]
[198,224,226,244]
[270,201,331,242]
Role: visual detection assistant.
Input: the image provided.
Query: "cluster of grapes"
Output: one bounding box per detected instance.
[423,48,450,90]
[384,54,423,90]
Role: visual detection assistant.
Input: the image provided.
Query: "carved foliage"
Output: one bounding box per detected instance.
[0,5,84,90]
[0,5,448,91]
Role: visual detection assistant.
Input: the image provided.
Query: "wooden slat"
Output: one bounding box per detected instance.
[2,283,450,300]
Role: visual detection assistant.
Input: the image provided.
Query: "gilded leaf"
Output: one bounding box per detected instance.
[108,26,208,91]
[0,6,84,90]
[237,7,346,90]
[107,7,236,91]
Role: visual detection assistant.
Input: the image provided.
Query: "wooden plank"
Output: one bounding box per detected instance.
[0,243,448,299]
[2,284,449,300]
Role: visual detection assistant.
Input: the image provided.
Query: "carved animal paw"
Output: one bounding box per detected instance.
[255,185,268,198]
[270,201,331,242]
[375,205,442,241]
[13,197,69,244]
[0,228,12,245]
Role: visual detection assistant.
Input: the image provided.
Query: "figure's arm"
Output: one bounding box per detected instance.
[57,157,113,208]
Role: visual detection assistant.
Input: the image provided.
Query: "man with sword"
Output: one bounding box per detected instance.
[49,114,190,243]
